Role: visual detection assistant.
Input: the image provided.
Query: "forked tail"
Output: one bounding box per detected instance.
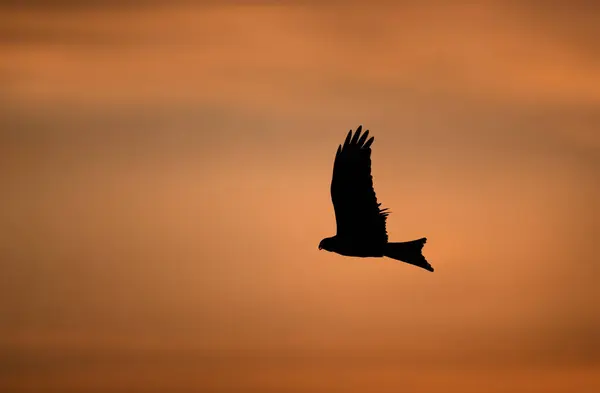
[384,238,433,272]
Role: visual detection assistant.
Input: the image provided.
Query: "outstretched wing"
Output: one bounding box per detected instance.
[330,125,389,243]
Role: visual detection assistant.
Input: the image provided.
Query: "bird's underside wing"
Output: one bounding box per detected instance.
[331,126,389,244]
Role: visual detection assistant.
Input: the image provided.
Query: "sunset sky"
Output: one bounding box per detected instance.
[1,1,599,392]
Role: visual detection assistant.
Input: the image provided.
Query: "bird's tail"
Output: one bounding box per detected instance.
[384,238,433,272]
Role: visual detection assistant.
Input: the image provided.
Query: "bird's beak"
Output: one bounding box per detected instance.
[318,245,322,250]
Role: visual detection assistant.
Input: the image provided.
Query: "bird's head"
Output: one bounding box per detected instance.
[318,237,336,252]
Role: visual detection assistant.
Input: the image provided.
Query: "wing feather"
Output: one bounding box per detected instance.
[330,125,388,243]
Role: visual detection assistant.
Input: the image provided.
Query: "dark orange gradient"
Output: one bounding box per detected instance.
[1,2,599,392]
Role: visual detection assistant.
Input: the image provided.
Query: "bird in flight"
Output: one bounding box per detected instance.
[318,125,433,272]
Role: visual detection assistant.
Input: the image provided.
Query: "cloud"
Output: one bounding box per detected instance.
[1,5,599,391]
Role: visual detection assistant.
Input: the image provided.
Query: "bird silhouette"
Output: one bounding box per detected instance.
[318,125,433,272]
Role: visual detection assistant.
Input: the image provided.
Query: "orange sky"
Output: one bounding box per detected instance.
[1,2,599,392]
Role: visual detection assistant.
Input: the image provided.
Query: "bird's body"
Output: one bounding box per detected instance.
[320,236,385,258]
[318,126,433,272]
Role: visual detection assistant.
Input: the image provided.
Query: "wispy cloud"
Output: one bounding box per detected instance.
[1,3,599,392]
